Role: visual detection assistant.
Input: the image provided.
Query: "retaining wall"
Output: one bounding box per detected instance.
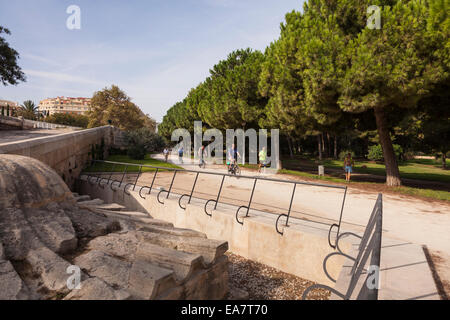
[0,126,122,187]
[77,176,351,286]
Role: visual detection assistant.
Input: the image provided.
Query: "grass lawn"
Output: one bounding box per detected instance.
[282,157,450,183]
[278,169,450,202]
[83,154,182,173]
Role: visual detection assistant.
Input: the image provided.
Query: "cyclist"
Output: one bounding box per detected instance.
[227,144,240,173]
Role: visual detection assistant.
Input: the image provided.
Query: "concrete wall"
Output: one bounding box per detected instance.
[0,115,81,130]
[0,126,121,187]
[77,176,351,285]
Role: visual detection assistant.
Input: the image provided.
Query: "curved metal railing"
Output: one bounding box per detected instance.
[302,194,383,300]
[82,159,348,241]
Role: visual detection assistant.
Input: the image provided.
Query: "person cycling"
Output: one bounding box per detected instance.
[227,144,240,173]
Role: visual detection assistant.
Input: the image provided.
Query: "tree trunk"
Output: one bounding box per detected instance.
[287,137,294,159]
[321,133,326,156]
[443,152,447,170]
[334,135,338,159]
[326,133,330,158]
[374,107,402,186]
[318,134,322,161]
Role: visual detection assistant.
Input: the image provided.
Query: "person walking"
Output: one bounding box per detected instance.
[178,146,184,164]
[163,147,169,162]
[344,153,354,182]
[198,145,206,168]
[258,147,268,173]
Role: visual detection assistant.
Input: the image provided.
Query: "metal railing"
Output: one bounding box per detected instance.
[83,159,348,240]
[302,193,383,300]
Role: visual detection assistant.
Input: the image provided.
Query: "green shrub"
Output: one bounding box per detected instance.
[44,113,89,128]
[124,128,165,160]
[367,144,403,161]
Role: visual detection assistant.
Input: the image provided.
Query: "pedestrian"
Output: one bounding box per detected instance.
[178,146,184,164]
[163,147,169,162]
[198,145,206,168]
[344,153,354,182]
[258,147,268,173]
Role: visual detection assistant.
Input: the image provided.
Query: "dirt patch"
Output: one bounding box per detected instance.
[226,252,329,300]
[423,247,450,300]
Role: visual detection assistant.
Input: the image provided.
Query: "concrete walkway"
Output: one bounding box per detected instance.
[151,154,450,253]
[84,154,448,298]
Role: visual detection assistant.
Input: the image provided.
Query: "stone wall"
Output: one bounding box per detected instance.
[0,126,122,188]
[77,176,351,286]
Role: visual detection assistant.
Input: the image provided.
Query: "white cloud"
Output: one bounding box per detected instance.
[23,69,104,86]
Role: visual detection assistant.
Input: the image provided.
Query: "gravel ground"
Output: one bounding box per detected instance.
[226,253,330,300]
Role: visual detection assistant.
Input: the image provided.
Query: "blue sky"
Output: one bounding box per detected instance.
[0,0,304,121]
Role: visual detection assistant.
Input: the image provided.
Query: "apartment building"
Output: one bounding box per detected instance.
[0,99,20,116]
[38,97,91,116]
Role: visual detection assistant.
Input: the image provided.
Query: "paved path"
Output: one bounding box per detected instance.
[145,154,450,255]
[0,129,73,144]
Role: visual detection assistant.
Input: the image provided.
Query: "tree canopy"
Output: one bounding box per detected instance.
[0,26,25,86]
[87,85,156,131]
[158,0,449,185]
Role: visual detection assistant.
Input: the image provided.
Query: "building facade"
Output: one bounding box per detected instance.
[38,97,91,116]
[0,99,20,117]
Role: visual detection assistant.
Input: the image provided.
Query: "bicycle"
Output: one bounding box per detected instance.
[228,159,241,176]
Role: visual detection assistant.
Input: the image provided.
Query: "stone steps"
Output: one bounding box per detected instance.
[77,198,105,206]
[139,225,207,239]
[138,231,228,265]
[68,191,229,299]
[93,203,126,211]
[74,195,91,202]
[135,242,204,282]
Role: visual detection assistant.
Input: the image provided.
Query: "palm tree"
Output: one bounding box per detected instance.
[19,100,38,120]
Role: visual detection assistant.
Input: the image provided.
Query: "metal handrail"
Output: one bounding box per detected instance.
[303,194,383,300]
[83,159,348,238]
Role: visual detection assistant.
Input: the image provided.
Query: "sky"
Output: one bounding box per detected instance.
[0,0,305,122]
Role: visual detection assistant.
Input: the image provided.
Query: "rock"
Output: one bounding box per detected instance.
[138,231,228,264]
[65,208,121,238]
[0,154,230,300]
[0,260,32,300]
[135,242,204,282]
[92,203,126,211]
[77,198,104,206]
[128,259,177,300]
[0,208,41,260]
[23,208,77,254]
[74,250,131,289]
[74,195,91,202]
[26,247,73,293]
[87,232,140,260]
[0,155,74,209]
[229,286,250,300]
[139,225,207,238]
[64,277,131,300]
